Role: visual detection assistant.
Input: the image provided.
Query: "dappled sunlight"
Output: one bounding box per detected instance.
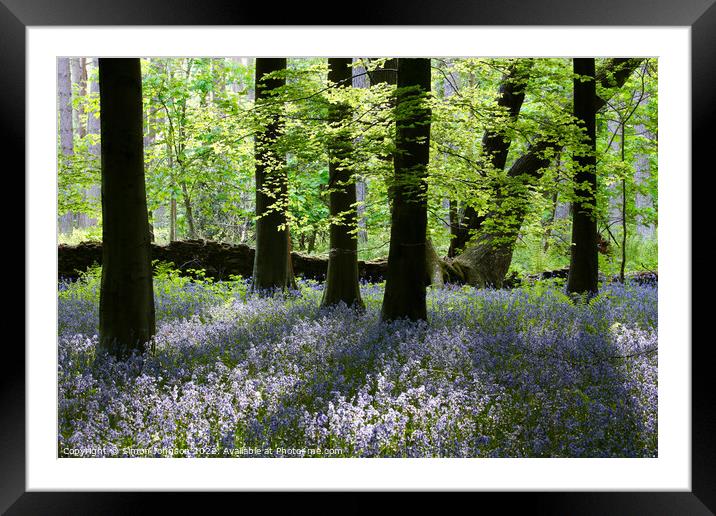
[59,274,657,458]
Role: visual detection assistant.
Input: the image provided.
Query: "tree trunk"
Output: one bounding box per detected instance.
[307,230,317,254]
[426,238,451,287]
[367,57,397,86]
[381,58,431,322]
[98,58,155,359]
[57,57,74,235]
[321,58,364,309]
[566,58,599,296]
[620,122,628,283]
[287,232,298,290]
[447,199,460,257]
[167,145,177,242]
[451,58,643,288]
[352,59,370,244]
[356,178,368,243]
[452,59,533,253]
[73,58,93,229]
[180,181,196,239]
[543,188,560,252]
[71,58,87,138]
[251,58,292,292]
[368,58,398,176]
[86,58,102,228]
[169,196,177,242]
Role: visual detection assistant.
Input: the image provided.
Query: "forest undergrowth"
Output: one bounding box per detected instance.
[58,266,657,458]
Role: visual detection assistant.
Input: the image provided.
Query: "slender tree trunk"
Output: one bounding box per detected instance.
[543,189,560,252]
[180,181,196,239]
[321,58,364,309]
[169,195,177,242]
[287,232,298,290]
[447,199,460,257]
[73,58,93,229]
[86,58,102,228]
[98,58,155,358]
[620,122,628,282]
[252,58,292,292]
[356,179,368,243]
[352,59,370,244]
[167,146,177,242]
[144,103,157,242]
[71,58,87,138]
[381,58,431,322]
[566,58,599,296]
[58,58,74,234]
[307,230,317,254]
[450,58,643,287]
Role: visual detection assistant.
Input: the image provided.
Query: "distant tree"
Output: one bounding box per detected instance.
[351,58,370,244]
[57,57,74,234]
[321,58,364,308]
[252,58,293,292]
[381,58,432,321]
[98,58,155,358]
[71,58,87,138]
[566,58,599,296]
[86,58,102,228]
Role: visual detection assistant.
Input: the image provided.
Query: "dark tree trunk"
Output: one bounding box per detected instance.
[251,58,292,292]
[369,58,398,172]
[447,199,461,258]
[619,122,628,283]
[321,58,364,309]
[148,210,155,243]
[566,58,599,296]
[367,58,397,86]
[451,58,643,288]
[381,58,431,322]
[287,232,298,290]
[98,58,155,359]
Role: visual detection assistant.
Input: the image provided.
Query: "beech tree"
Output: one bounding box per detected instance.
[449,58,643,288]
[381,58,432,321]
[98,58,155,358]
[566,58,598,295]
[321,58,363,308]
[252,58,293,292]
[449,59,534,255]
[58,57,655,294]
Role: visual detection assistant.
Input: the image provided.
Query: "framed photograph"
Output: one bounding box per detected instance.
[9,0,713,512]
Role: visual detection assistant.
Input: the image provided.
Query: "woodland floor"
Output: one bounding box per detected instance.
[58,273,657,458]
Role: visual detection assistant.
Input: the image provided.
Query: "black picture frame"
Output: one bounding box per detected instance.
[7,0,713,513]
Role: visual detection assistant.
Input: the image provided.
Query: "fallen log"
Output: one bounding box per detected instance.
[58,240,388,283]
[58,240,656,288]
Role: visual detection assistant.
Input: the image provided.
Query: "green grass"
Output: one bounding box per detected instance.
[509,226,658,277]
